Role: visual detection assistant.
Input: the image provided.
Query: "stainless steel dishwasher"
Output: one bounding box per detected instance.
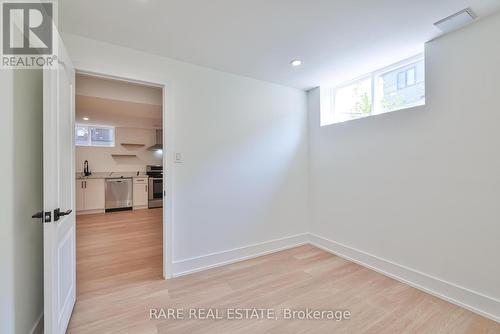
[105,178,133,212]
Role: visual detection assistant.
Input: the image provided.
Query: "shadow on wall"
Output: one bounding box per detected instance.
[13,69,44,334]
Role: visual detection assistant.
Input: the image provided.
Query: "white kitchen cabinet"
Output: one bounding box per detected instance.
[133,177,149,209]
[76,180,85,212]
[76,178,105,214]
[85,179,106,210]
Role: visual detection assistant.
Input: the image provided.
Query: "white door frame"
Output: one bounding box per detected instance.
[74,68,174,279]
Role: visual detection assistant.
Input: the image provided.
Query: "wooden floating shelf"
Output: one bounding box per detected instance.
[111,154,137,158]
[120,143,145,147]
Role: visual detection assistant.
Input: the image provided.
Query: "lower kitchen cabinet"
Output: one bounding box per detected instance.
[133,177,149,209]
[76,178,105,214]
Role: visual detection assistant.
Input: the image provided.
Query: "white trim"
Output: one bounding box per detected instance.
[308,233,500,323]
[76,70,165,88]
[168,232,500,323]
[171,233,309,277]
[73,65,174,279]
[30,313,43,334]
[161,78,174,279]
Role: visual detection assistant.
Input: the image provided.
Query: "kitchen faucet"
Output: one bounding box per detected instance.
[84,160,92,176]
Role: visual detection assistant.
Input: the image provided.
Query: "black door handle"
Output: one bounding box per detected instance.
[54,208,73,221]
[32,211,52,222]
[32,211,43,219]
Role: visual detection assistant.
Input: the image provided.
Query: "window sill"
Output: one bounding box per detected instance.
[320,102,426,127]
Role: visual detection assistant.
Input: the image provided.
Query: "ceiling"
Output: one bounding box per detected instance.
[76,96,162,129]
[61,0,500,90]
[77,74,163,105]
[76,74,162,128]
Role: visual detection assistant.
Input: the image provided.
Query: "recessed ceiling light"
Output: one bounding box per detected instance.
[82,117,89,121]
[290,59,302,67]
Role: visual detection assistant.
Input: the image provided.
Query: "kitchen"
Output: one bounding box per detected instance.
[76,163,163,213]
[74,73,164,293]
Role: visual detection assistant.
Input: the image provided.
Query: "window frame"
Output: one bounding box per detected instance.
[405,66,416,87]
[373,54,425,115]
[332,74,373,123]
[397,71,407,90]
[321,53,425,126]
[75,124,116,147]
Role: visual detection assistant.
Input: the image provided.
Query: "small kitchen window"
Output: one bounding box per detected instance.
[75,124,115,147]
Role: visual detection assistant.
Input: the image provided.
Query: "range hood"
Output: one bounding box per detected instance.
[148,129,163,151]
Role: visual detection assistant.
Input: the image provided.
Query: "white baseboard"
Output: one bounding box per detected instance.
[171,233,309,277]
[30,312,43,334]
[308,233,500,323]
[167,232,499,322]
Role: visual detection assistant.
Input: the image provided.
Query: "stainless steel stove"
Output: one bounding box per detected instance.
[146,165,163,208]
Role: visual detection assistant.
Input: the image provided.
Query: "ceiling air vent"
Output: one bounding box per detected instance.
[434,8,476,34]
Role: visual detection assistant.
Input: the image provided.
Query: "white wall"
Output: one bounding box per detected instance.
[0,69,44,333]
[63,33,309,271]
[76,127,162,173]
[308,13,500,319]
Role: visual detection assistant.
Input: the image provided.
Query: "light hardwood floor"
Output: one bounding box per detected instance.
[68,210,499,333]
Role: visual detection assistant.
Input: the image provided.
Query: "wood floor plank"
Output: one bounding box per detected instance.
[67,210,499,333]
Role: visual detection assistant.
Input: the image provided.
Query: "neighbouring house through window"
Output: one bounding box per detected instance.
[320,54,425,126]
[75,124,115,147]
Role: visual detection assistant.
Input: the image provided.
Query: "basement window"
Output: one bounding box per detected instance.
[320,54,425,126]
[75,124,115,147]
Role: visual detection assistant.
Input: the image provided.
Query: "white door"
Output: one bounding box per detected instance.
[43,36,76,334]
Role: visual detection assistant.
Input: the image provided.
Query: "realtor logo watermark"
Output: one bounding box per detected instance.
[1,0,57,68]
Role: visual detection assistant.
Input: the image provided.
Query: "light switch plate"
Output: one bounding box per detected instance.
[174,152,183,163]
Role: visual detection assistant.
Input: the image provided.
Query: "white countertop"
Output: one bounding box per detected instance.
[76,172,149,179]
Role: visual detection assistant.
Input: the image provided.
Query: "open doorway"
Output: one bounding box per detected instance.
[73,73,164,299]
